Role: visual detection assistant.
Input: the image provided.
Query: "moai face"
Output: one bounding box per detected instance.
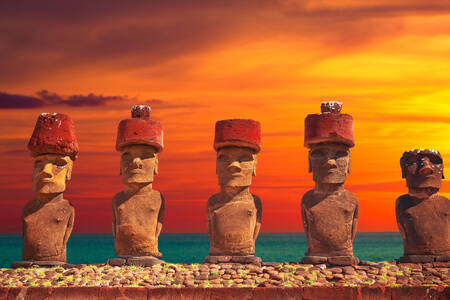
[401,149,443,189]
[309,143,350,184]
[32,154,73,194]
[120,144,158,184]
[216,147,257,187]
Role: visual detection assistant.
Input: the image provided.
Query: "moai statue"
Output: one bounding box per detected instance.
[110,105,165,267]
[204,119,262,265]
[396,149,450,263]
[301,102,359,266]
[14,113,78,268]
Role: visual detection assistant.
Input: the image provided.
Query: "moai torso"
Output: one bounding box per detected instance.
[113,190,164,257]
[22,197,74,261]
[207,192,262,255]
[396,194,450,255]
[302,189,358,256]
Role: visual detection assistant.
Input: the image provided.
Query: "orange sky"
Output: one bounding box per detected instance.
[1,0,450,233]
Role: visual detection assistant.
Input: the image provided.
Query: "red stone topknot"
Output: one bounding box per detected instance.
[116,105,163,152]
[214,119,261,153]
[304,101,354,148]
[28,113,79,160]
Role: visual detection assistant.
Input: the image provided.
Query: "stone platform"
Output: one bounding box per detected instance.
[203,255,262,265]
[302,256,360,266]
[107,256,164,267]
[0,286,448,300]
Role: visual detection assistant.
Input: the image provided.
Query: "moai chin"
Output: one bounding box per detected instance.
[396,149,450,263]
[111,105,165,265]
[19,113,78,266]
[204,119,262,265]
[301,102,359,266]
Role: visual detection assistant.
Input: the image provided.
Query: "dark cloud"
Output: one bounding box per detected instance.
[0,92,44,108]
[0,90,125,108]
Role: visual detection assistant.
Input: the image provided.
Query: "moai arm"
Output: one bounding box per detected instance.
[206,197,214,248]
[156,193,165,238]
[395,198,407,240]
[112,204,117,238]
[63,209,75,246]
[253,195,262,242]
[301,201,309,240]
[351,201,359,241]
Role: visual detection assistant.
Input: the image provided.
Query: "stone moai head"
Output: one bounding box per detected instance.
[27,113,79,195]
[214,119,261,188]
[116,105,163,185]
[400,149,444,190]
[304,102,354,184]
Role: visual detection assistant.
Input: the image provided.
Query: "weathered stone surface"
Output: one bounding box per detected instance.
[328,256,359,266]
[126,256,164,267]
[301,102,359,264]
[304,101,354,148]
[204,255,262,265]
[28,113,79,161]
[396,149,450,258]
[107,258,126,266]
[11,261,34,269]
[302,256,327,264]
[22,113,77,263]
[206,119,262,258]
[399,255,435,263]
[112,106,165,259]
[435,255,450,262]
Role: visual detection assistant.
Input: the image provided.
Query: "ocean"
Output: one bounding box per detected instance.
[0,233,403,268]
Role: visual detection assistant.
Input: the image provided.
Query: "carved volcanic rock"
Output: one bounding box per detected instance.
[214,119,261,153]
[28,113,79,160]
[304,101,354,148]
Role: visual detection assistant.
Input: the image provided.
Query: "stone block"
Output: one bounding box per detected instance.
[302,256,328,264]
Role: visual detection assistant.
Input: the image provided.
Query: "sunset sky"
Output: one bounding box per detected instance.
[1,0,450,233]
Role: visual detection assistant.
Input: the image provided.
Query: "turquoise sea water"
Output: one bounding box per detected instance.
[0,233,403,268]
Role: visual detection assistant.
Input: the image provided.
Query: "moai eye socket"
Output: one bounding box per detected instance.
[428,155,443,165]
[310,149,325,158]
[335,151,348,158]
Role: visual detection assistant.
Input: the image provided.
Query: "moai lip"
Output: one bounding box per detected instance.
[112,105,166,260]
[396,149,450,261]
[301,102,359,266]
[206,119,263,263]
[17,113,78,265]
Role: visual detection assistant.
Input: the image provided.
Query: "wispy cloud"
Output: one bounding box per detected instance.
[0,90,126,109]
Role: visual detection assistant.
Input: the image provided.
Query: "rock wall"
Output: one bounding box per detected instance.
[0,286,448,300]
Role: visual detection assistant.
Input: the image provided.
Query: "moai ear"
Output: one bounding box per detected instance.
[401,165,406,179]
[347,151,351,174]
[252,155,257,176]
[154,155,159,175]
[66,166,72,181]
[308,151,312,173]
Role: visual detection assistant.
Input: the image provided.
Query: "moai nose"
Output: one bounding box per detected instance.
[132,157,144,169]
[418,158,434,175]
[40,163,53,178]
[228,161,242,172]
[324,159,337,169]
